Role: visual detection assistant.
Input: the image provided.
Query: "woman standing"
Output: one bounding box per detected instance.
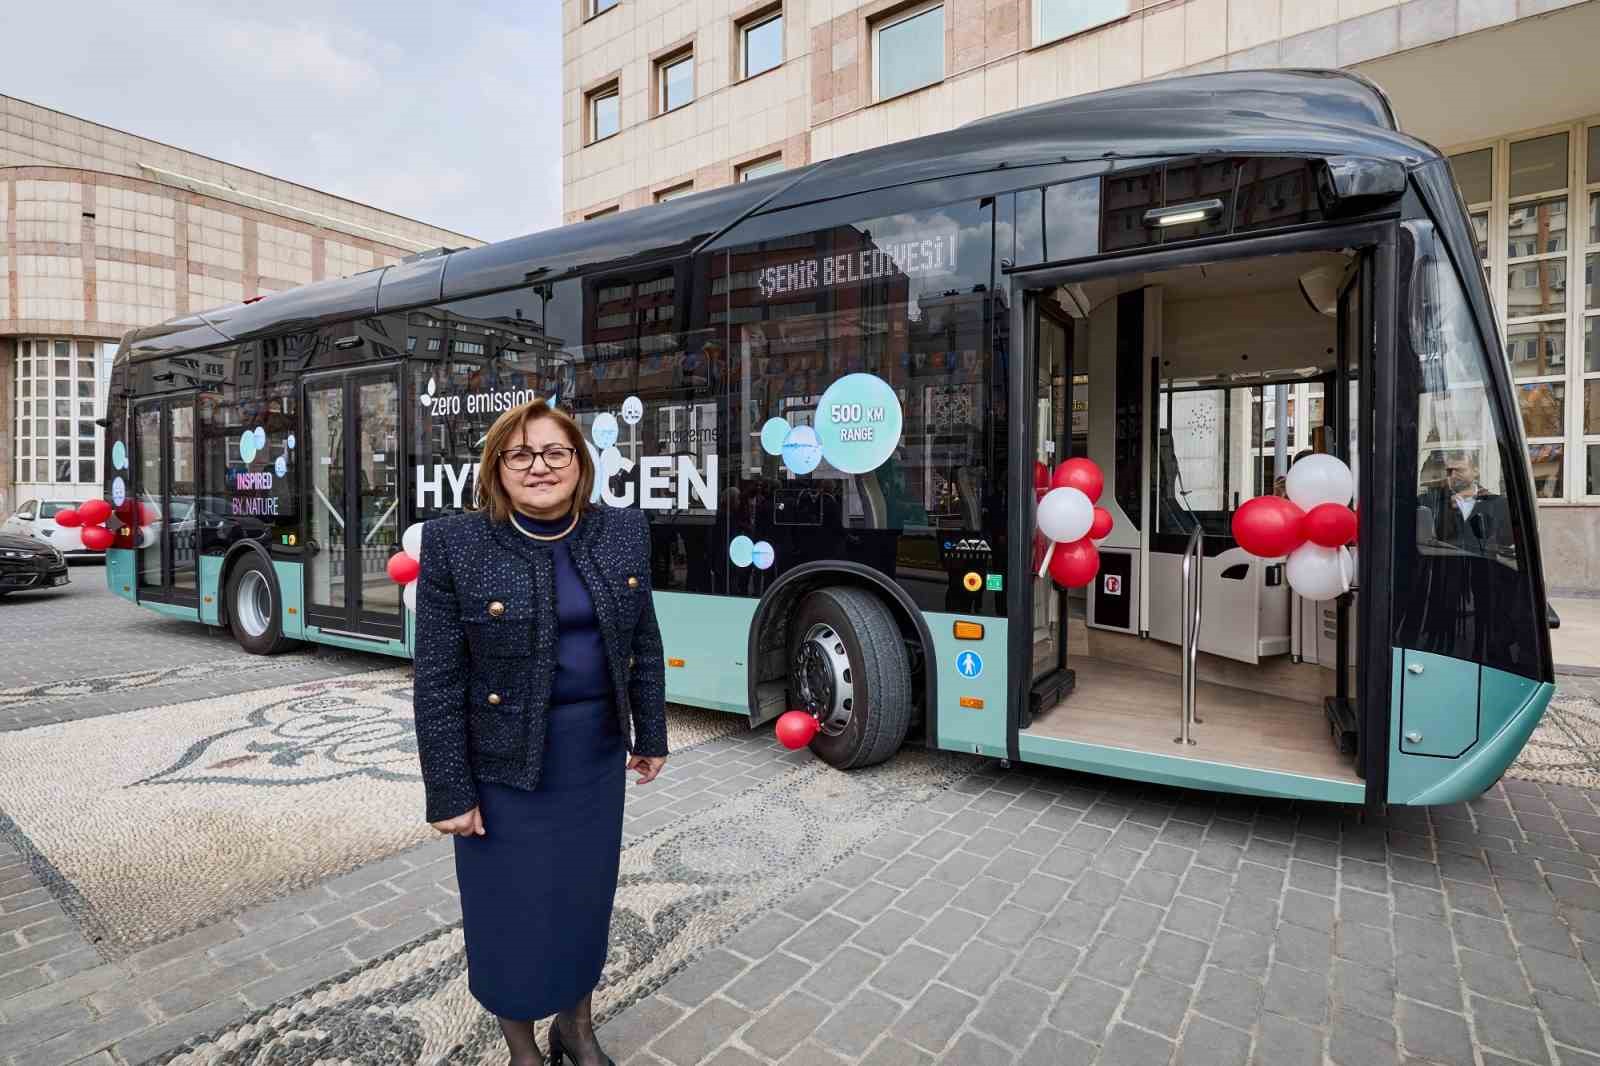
[412,399,668,1066]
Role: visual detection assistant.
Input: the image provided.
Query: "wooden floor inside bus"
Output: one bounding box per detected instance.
[1032,657,1360,784]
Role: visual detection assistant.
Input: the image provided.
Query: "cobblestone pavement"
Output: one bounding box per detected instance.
[0,610,1596,1065]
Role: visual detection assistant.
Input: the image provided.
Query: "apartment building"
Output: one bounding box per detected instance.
[563,0,1600,589]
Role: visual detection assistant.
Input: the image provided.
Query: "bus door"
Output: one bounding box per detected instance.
[1027,295,1076,717]
[302,367,405,642]
[131,395,199,607]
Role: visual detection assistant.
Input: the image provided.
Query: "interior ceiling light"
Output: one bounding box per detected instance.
[1143,199,1224,227]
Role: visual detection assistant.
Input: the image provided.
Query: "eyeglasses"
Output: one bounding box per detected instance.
[499,445,577,471]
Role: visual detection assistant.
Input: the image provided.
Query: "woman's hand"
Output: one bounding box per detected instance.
[431,806,485,837]
[627,755,667,785]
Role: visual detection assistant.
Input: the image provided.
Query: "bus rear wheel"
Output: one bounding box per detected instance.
[227,555,293,655]
[788,586,913,769]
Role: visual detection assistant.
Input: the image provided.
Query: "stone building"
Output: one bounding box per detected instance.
[0,93,479,515]
[562,0,1600,590]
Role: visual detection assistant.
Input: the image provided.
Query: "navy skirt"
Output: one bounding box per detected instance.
[454,697,625,1020]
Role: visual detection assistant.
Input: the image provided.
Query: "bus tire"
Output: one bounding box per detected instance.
[788,586,913,770]
[226,554,293,655]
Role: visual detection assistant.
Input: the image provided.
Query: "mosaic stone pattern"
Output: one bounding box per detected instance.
[1517,685,1600,793]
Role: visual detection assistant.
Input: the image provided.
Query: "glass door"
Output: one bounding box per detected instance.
[302,368,404,640]
[132,397,200,606]
[1029,300,1076,719]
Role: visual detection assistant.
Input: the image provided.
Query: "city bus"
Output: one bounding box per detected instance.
[105,69,1555,810]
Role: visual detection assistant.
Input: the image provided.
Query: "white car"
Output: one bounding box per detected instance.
[0,499,107,560]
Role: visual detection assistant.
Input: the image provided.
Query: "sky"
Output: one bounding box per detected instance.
[6,0,564,243]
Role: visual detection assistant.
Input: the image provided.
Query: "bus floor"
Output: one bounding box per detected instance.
[1032,657,1361,785]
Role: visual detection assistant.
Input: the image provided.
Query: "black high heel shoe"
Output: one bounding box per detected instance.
[547,1016,615,1066]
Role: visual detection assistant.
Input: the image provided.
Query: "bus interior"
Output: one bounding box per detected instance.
[1027,247,1367,790]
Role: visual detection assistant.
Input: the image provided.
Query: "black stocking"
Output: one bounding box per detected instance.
[496,1016,545,1066]
[554,993,609,1066]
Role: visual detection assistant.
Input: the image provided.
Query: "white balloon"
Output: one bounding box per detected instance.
[1285,543,1352,601]
[403,580,417,612]
[1285,453,1355,510]
[1037,487,1094,544]
[52,526,84,552]
[401,522,425,560]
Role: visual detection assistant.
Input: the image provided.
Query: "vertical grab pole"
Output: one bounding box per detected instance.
[1176,526,1199,746]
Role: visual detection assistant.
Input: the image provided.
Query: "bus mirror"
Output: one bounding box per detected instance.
[1318,156,1407,212]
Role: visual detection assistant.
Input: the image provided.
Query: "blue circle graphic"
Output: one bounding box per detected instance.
[956,650,984,679]
[286,434,297,451]
[751,541,775,570]
[592,412,619,450]
[239,430,258,464]
[111,441,127,471]
[815,374,904,474]
[781,424,822,475]
[729,535,754,568]
[274,455,288,477]
[760,417,790,457]
[111,477,126,507]
[253,427,267,449]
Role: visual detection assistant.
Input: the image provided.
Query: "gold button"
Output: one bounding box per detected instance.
[487,692,502,706]
[627,576,639,588]
[487,600,505,618]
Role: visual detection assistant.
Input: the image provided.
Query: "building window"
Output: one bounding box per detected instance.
[738,156,786,182]
[590,0,618,16]
[1035,0,1129,45]
[656,183,693,203]
[586,205,620,219]
[1448,115,1600,501]
[741,10,784,79]
[873,2,944,101]
[658,51,694,114]
[588,83,620,143]
[12,337,103,488]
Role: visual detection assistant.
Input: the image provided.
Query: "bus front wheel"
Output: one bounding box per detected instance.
[788,587,913,769]
[227,555,293,655]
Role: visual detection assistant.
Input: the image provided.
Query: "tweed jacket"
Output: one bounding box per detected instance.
[412,506,669,823]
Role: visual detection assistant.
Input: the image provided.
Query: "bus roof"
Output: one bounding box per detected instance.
[123,68,1434,360]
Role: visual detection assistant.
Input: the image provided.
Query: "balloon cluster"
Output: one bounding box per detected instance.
[52,499,116,551]
[386,523,426,610]
[1036,458,1112,589]
[1230,454,1357,601]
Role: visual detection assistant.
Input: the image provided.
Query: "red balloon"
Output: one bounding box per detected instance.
[137,501,161,525]
[1051,457,1104,503]
[386,552,421,585]
[54,508,82,528]
[1303,503,1358,548]
[78,499,112,525]
[114,501,137,524]
[1033,461,1050,493]
[1049,537,1100,589]
[1231,496,1306,558]
[80,525,115,551]
[775,710,819,750]
[1088,507,1113,540]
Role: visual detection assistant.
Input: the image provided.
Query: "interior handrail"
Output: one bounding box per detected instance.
[1176,526,1204,746]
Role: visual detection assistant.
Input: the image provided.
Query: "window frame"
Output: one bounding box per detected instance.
[1447,114,1600,502]
[655,183,694,204]
[871,0,945,103]
[1032,0,1131,48]
[737,155,786,183]
[739,8,784,80]
[656,49,695,116]
[588,0,619,19]
[587,81,621,144]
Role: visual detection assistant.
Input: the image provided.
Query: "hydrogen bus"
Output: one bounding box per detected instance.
[105,69,1555,810]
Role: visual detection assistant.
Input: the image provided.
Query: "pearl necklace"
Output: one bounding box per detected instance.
[512,511,579,542]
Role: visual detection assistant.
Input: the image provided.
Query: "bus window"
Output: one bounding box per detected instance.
[1394,222,1541,678]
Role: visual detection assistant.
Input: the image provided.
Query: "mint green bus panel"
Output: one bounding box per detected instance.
[198,556,224,625]
[106,548,136,602]
[1387,648,1554,806]
[273,560,306,640]
[1399,649,1478,757]
[1017,732,1365,804]
[655,591,755,714]
[929,614,1007,758]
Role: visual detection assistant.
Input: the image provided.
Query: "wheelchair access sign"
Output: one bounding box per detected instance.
[956,651,984,680]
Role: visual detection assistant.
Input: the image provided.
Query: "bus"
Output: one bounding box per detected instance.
[105,69,1555,810]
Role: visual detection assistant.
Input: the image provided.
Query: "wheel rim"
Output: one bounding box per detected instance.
[236,571,272,639]
[792,622,855,737]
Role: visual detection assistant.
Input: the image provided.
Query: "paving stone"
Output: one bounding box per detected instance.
[1252,1013,1323,1066]
[1263,962,1328,1026]
[743,989,833,1060]
[939,1030,1012,1065]
[1046,976,1123,1041]
[1332,958,1396,1020]
[890,982,977,1053]
[664,948,754,1008]
[1329,1007,1397,1066]
[938,939,1013,997]
[801,945,879,1005]
[787,914,861,963]
[783,881,850,924]
[834,881,902,924]
[1099,1021,1174,1066]
[1011,935,1078,992]
[1396,951,1464,1011]
[814,988,902,1057]
[927,850,987,887]
[238,948,357,1010]
[871,944,950,1001]
[858,1036,933,1066]
[969,978,1051,1043]
[853,909,926,957]
[725,911,807,960]
[1017,1025,1096,1066]
[1209,925,1271,975]
[1522,943,1598,1002]
[1010,872,1070,914]
[599,995,685,1064]
[652,997,754,1066]
[1122,970,1192,1038]
[1398,997,1475,1066]
[876,854,938,890]
[909,905,981,956]
[1470,995,1550,1065]
[1104,899,1164,943]
[1280,889,1336,934]
[1274,923,1333,973]
[1148,930,1208,985]
[950,876,1013,917]
[1037,899,1103,947]
[1175,1014,1251,1066]
[1194,966,1263,1030]
[1539,988,1600,1050]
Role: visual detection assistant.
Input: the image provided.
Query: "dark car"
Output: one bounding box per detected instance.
[0,532,69,597]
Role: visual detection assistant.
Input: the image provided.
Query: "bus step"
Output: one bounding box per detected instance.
[1025,668,1076,728]
[1324,696,1359,757]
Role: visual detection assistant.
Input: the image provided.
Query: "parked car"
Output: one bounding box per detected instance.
[0,499,107,560]
[0,531,68,596]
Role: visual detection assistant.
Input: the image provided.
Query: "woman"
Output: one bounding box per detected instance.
[412,399,668,1066]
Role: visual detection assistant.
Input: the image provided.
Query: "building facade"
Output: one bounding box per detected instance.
[0,93,480,517]
[563,0,1600,590]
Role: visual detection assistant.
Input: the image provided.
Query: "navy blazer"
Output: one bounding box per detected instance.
[412,506,669,823]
